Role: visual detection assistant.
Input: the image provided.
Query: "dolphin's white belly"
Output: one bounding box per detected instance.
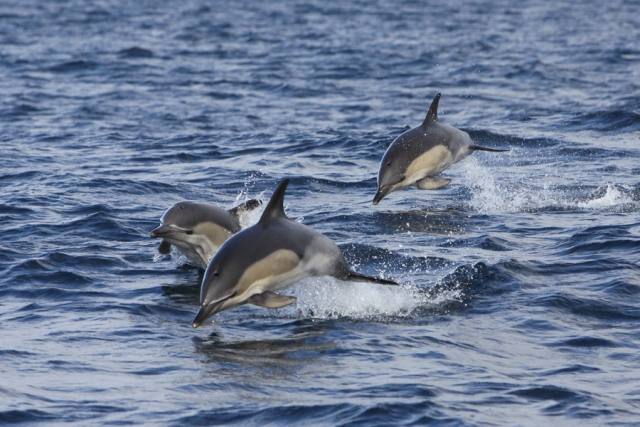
[398,145,454,190]
[220,244,340,311]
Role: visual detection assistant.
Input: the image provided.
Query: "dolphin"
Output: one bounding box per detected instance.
[150,199,261,269]
[373,93,508,205]
[192,179,398,328]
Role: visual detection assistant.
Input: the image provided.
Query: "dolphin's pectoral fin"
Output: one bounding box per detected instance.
[158,240,172,255]
[247,291,297,309]
[345,271,399,286]
[194,247,210,268]
[414,177,451,190]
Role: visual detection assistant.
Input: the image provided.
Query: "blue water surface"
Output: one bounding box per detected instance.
[1,0,640,425]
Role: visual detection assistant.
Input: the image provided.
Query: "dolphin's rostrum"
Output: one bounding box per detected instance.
[150,199,261,269]
[193,179,398,328]
[373,93,508,205]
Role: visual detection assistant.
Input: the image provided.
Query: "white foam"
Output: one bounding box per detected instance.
[233,189,267,229]
[464,157,562,213]
[464,157,636,214]
[169,246,191,267]
[150,246,193,267]
[275,277,453,320]
[289,278,418,319]
[151,245,188,266]
[577,184,634,209]
[152,251,165,263]
[236,202,265,229]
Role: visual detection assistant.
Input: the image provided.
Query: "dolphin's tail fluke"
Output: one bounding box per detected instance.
[345,271,399,286]
[469,145,509,152]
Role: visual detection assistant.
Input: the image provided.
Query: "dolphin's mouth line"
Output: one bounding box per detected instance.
[375,176,405,195]
[193,292,237,328]
[373,180,402,205]
[386,175,406,187]
[207,291,237,307]
[150,225,193,238]
[373,173,408,204]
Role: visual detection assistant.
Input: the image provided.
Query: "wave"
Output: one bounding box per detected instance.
[563,110,640,134]
[0,409,57,424]
[48,60,100,73]
[118,47,154,58]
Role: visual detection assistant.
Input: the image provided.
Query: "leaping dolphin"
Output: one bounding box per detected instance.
[373,93,508,205]
[193,179,398,328]
[150,199,261,268]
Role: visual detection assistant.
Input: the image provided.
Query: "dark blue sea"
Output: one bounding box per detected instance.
[2,0,640,425]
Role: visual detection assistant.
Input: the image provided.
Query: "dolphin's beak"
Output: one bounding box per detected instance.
[191,304,216,328]
[192,293,236,328]
[150,224,171,238]
[150,224,192,238]
[373,186,391,205]
[192,301,223,328]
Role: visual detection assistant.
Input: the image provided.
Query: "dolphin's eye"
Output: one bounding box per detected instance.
[387,162,392,166]
[180,206,185,210]
[213,271,219,277]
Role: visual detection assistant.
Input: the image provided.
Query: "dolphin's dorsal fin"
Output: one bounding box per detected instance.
[421,93,441,128]
[259,179,290,225]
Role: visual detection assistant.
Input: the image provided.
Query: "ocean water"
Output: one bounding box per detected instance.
[2,0,640,425]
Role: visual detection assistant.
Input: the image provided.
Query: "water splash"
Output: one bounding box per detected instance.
[152,251,165,263]
[577,184,634,210]
[235,200,265,229]
[233,177,267,228]
[152,245,192,267]
[273,275,468,321]
[286,278,421,319]
[169,247,191,267]
[464,158,637,213]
